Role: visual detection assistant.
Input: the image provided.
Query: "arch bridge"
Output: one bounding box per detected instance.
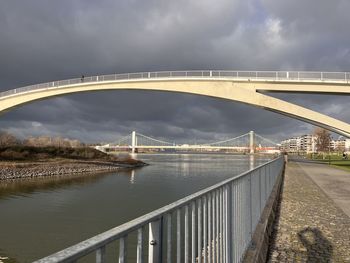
[1,70,349,137]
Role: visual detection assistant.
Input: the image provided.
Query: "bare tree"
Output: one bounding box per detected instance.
[314,128,331,152]
[23,135,83,148]
[0,131,19,146]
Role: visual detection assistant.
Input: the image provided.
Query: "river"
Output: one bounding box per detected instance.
[0,153,272,262]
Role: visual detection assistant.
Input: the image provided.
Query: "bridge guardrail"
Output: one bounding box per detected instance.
[34,156,284,263]
[0,70,349,99]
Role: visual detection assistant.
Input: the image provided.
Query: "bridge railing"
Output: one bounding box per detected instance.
[0,70,349,99]
[34,156,284,263]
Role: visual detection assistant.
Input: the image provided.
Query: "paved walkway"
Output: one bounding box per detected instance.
[268,162,350,263]
[299,163,350,217]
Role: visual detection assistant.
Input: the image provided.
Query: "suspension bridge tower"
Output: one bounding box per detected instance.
[249,131,255,154]
[131,131,136,153]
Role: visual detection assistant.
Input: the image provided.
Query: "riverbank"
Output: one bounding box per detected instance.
[0,145,148,180]
[0,159,147,180]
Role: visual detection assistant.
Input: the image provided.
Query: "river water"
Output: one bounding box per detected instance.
[0,153,271,262]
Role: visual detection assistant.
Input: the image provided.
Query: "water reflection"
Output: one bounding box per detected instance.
[0,173,109,200]
[0,153,271,263]
[130,170,135,184]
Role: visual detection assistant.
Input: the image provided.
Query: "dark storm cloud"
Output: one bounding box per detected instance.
[0,0,349,143]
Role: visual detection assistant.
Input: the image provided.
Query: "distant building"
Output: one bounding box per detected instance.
[281,134,350,153]
[300,134,317,153]
[280,134,316,153]
[331,137,350,152]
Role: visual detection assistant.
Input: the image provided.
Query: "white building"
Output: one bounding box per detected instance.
[281,134,350,153]
[280,134,316,153]
[331,137,350,152]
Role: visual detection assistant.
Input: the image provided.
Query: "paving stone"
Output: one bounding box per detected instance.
[267,162,350,263]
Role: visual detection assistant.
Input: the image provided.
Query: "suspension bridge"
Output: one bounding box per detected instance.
[94,131,280,154]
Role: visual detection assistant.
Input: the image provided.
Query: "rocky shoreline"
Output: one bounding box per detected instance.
[0,160,148,180]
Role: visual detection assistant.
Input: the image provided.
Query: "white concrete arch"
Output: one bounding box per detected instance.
[1,71,350,137]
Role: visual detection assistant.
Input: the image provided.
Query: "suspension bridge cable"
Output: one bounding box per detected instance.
[204,132,250,146]
[136,132,174,145]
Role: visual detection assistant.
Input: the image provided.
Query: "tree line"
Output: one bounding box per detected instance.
[0,130,84,148]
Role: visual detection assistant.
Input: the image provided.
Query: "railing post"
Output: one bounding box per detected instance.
[149,219,163,263]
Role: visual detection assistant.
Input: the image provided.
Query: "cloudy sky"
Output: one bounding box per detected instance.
[0,0,349,144]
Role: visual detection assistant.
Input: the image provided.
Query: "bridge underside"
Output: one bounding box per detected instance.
[1,78,350,137]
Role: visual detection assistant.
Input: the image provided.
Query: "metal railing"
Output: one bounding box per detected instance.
[34,157,284,263]
[1,70,349,99]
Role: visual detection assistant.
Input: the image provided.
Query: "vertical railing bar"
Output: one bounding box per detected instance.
[249,172,253,241]
[219,187,223,263]
[237,180,241,262]
[212,192,215,263]
[198,198,202,263]
[177,209,181,263]
[232,182,237,263]
[96,246,106,263]
[260,167,263,216]
[213,191,216,263]
[185,205,189,263]
[208,193,212,263]
[191,201,196,263]
[203,196,207,263]
[225,184,232,263]
[137,228,144,263]
[216,190,219,263]
[167,213,172,263]
[242,178,245,259]
[223,187,226,263]
[119,236,127,263]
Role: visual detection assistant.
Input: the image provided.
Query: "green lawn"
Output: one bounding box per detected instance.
[330,160,350,172]
[307,154,350,172]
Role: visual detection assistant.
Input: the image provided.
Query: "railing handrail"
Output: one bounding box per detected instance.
[34,156,283,263]
[1,70,349,100]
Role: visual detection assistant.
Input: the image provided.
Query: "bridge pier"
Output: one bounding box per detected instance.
[131,131,136,153]
[249,131,255,154]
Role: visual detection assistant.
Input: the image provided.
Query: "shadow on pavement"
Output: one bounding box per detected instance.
[298,227,333,262]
